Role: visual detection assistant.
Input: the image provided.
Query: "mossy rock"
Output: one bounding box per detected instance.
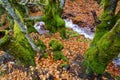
[53,51,68,61]
[49,39,64,51]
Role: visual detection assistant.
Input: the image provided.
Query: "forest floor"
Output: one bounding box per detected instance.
[0,0,120,80]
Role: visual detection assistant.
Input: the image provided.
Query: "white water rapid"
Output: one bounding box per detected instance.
[64,19,94,40]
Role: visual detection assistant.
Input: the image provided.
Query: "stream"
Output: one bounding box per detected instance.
[34,19,95,39]
[64,19,94,40]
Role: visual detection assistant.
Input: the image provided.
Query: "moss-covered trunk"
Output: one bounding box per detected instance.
[84,0,119,75]
[0,0,41,67]
[0,30,35,67]
[85,19,120,74]
[43,0,66,38]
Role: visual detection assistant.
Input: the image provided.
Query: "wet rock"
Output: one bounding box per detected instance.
[34,22,49,35]
[113,57,120,66]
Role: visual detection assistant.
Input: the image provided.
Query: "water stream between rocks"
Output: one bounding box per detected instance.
[64,19,94,40]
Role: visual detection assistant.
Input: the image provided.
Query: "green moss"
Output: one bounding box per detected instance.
[27,27,37,33]
[43,0,66,38]
[34,39,46,52]
[9,9,36,67]
[26,21,37,33]
[53,51,68,61]
[66,29,80,37]
[49,39,67,61]
[116,76,120,79]
[49,39,63,51]
[13,21,36,67]
[9,42,35,67]
[85,24,120,74]
[91,0,116,46]
[44,15,66,38]
[42,53,48,58]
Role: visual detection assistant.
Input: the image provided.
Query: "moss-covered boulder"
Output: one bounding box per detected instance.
[49,39,63,51]
[49,39,67,61]
[53,51,68,61]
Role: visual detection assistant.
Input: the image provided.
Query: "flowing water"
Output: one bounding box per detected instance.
[64,19,94,40]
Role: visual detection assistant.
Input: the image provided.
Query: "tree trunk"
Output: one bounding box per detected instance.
[84,0,119,74]
[85,19,120,74]
[0,29,35,67]
[0,0,44,67]
[43,0,66,38]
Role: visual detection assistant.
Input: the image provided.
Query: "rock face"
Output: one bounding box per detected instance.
[34,22,49,34]
[113,58,120,66]
[112,54,120,66]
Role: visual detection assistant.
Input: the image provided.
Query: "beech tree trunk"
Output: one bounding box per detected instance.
[42,0,66,38]
[0,0,42,67]
[84,0,120,74]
